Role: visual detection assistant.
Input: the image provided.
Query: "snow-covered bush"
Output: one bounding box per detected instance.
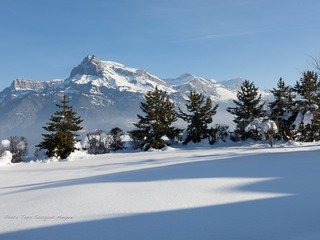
[84,130,112,154]
[84,128,126,154]
[245,118,278,146]
[1,136,28,163]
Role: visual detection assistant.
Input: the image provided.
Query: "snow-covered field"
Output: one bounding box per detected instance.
[0,142,319,240]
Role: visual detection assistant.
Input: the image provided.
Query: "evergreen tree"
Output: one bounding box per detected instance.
[268,78,297,141]
[227,80,265,141]
[37,95,83,159]
[130,87,182,150]
[178,90,218,144]
[293,71,320,141]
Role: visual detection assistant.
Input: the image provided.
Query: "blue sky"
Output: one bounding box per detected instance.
[0,0,319,91]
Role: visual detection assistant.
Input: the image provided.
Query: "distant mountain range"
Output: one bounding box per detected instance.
[0,55,270,146]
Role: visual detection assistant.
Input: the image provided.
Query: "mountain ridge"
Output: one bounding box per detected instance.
[0,55,267,146]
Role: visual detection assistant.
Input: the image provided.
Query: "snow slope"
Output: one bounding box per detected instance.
[0,142,320,239]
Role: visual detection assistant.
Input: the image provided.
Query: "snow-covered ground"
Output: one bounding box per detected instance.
[0,141,320,239]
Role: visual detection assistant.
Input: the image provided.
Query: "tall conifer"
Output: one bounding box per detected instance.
[178,90,218,144]
[37,95,83,159]
[130,87,182,150]
[268,78,297,141]
[227,80,265,141]
[294,71,320,141]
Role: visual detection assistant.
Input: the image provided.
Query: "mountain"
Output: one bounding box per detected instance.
[218,78,245,91]
[0,55,267,146]
[164,73,241,101]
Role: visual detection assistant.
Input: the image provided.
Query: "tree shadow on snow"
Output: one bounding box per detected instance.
[1,149,320,239]
[1,195,320,240]
[1,149,319,196]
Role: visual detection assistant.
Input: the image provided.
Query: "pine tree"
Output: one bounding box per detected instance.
[293,71,320,141]
[130,87,182,150]
[178,90,218,144]
[37,95,83,159]
[268,78,297,141]
[227,80,265,141]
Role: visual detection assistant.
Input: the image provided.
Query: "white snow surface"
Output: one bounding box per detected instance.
[1,142,320,239]
[1,140,10,149]
[0,151,12,166]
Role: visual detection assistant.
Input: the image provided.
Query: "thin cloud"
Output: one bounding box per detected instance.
[172,29,269,43]
[172,25,304,43]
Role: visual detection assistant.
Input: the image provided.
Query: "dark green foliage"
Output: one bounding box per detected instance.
[178,90,219,144]
[37,95,83,159]
[295,71,320,104]
[293,71,320,141]
[227,80,265,141]
[109,127,125,151]
[207,124,229,144]
[268,78,297,141]
[130,87,182,150]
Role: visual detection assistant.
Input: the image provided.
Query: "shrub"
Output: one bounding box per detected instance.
[84,130,112,154]
[1,136,28,163]
[207,124,229,144]
[109,127,125,151]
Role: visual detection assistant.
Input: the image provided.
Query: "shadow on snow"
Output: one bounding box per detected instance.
[1,149,320,239]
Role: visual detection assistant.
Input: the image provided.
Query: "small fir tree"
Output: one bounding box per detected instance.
[227,80,265,141]
[130,87,182,150]
[178,90,218,144]
[268,78,297,141]
[37,95,83,159]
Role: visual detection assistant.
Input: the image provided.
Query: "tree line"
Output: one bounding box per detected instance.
[2,69,320,162]
[130,69,320,150]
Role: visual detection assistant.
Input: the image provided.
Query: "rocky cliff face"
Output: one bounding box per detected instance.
[69,55,104,78]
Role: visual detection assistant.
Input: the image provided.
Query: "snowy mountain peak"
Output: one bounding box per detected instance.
[164,73,196,86]
[218,78,245,91]
[69,55,104,78]
[178,73,195,81]
[67,55,170,93]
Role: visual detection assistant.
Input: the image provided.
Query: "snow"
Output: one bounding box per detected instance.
[0,151,12,166]
[164,73,198,86]
[304,111,313,125]
[245,118,278,134]
[215,84,237,101]
[1,139,11,148]
[0,143,320,239]
[294,111,314,128]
